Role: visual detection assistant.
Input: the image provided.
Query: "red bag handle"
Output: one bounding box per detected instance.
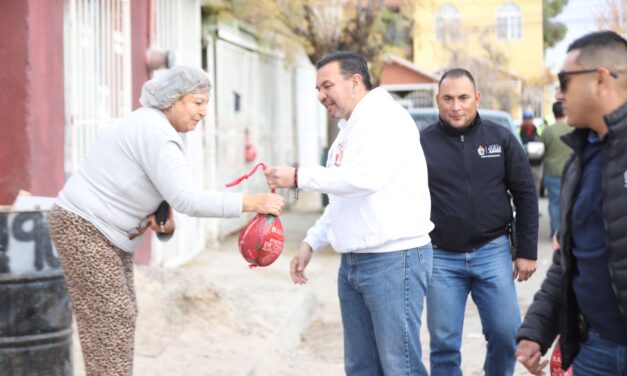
[225,162,275,193]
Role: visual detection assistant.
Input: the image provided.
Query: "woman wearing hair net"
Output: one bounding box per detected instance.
[48,66,284,375]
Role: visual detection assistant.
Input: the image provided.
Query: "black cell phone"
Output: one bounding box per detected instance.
[155,201,170,225]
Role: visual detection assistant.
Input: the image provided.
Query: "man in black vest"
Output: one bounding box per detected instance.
[516,30,627,375]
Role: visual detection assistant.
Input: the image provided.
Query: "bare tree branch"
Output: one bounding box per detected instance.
[204,0,414,70]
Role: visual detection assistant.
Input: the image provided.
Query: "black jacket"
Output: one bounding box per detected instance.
[420,114,539,259]
[517,102,627,369]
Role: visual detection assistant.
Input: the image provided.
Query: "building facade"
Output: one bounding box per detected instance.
[413,0,544,116]
[414,0,543,80]
[379,54,440,108]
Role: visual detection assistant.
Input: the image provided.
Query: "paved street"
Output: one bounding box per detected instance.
[71,196,556,375]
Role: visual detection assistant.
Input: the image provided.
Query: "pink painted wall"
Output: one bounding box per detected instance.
[131,0,153,265]
[131,0,151,110]
[0,0,65,204]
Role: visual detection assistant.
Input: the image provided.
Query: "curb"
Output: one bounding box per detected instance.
[247,284,317,376]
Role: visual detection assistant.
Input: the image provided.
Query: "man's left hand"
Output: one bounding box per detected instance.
[513,258,536,282]
[265,165,296,190]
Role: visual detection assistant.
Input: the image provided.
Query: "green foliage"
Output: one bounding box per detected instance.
[543,0,569,51]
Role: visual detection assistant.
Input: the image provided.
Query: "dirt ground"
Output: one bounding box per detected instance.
[72,199,555,375]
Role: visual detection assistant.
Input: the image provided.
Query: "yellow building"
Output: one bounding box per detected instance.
[413,0,544,116]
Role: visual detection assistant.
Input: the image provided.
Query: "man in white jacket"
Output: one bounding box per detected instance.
[265,51,433,376]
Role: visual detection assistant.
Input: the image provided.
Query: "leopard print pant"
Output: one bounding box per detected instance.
[49,205,137,376]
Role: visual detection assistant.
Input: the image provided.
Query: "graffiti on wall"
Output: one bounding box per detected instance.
[0,212,60,275]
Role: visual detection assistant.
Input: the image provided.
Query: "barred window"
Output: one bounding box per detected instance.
[435,4,461,43]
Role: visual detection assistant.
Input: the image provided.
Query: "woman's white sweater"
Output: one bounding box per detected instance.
[57,107,242,252]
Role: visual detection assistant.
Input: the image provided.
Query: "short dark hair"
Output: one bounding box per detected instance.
[568,31,627,68]
[552,101,565,119]
[316,51,373,90]
[568,30,627,54]
[438,68,476,89]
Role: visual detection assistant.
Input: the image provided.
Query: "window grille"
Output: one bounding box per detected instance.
[496,3,522,40]
[435,4,461,44]
[63,0,132,176]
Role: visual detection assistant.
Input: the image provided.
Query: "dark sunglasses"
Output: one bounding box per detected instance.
[557,68,619,92]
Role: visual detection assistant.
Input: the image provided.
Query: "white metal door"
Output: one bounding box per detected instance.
[150,0,206,267]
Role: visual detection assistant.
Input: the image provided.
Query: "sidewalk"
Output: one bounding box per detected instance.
[72,198,556,375]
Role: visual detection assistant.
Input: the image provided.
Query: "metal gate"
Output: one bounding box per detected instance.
[63,0,132,176]
[150,0,206,267]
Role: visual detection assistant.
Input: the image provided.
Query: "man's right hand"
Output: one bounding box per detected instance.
[290,243,313,284]
[516,339,548,375]
[264,165,296,190]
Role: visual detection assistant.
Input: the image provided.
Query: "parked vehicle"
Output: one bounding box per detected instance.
[408,108,544,163]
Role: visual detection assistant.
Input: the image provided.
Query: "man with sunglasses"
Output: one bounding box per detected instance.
[516,30,627,375]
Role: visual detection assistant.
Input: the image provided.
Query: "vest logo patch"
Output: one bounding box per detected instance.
[478,144,502,159]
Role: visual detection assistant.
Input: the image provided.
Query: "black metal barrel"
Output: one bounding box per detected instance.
[0,210,72,376]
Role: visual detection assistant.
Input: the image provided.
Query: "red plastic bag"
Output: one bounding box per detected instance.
[226,163,284,268]
[550,337,573,376]
[237,213,284,267]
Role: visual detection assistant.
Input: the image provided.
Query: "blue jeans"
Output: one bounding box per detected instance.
[426,235,520,376]
[338,245,433,376]
[573,329,627,375]
[543,175,562,235]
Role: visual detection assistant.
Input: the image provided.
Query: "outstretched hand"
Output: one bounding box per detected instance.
[243,193,284,216]
[265,165,296,190]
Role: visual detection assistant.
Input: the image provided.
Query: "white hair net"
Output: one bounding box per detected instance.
[139,66,212,109]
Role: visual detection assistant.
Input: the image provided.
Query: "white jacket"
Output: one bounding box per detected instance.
[300,88,433,253]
